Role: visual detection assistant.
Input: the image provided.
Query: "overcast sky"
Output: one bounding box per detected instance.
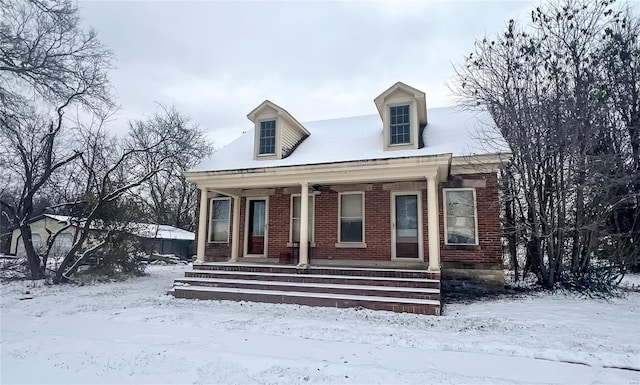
[78,0,536,148]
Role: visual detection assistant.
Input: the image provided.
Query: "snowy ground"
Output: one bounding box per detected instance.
[1,265,639,385]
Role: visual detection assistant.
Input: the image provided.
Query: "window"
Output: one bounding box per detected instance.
[259,120,276,155]
[339,193,364,243]
[290,195,314,242]
[390,105,410,144]
[209,198,231,242]
[444,189,478,245]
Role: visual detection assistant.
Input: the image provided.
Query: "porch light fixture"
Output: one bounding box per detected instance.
[312,185,322,195]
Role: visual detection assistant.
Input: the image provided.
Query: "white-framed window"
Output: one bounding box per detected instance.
[338,192,364,243]
[258,120,276,155]
[209,198,231,243]
[443,188,478,245]
[290,194,314,243]
[390,104,411,144]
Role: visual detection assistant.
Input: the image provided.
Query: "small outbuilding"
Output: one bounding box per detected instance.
[9,214,195,259]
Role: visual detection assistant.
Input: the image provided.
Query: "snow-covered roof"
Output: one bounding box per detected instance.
[130,223,195,241]
[42,215,194,241]
[45,214,74,224]
[192,106,504,173]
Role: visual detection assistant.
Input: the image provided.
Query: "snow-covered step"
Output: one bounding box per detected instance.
[193,263,439,279]
[185,269,439,289]
[174,277,440,300]
[174,264,441,315]
[172,285,441,315]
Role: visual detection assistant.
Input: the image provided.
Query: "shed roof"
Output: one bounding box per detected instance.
[36,215,195,241]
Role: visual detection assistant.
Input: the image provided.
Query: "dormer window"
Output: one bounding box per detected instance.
[374,82,428,152]
[390,105,411,145]
[247,100,310,160]
[259,120,276,155]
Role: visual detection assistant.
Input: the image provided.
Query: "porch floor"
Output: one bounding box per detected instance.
[202,257,432,270]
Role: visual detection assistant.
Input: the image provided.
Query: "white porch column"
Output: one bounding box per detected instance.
[229,195,241,262]
[196,188,209,263]
[298,181,310,267]
[426,176,441,271]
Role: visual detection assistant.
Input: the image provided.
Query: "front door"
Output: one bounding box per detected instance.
[246,198,267,256]
[391,192,423,260]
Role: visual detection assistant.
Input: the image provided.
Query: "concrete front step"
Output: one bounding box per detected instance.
[175,277,440,300]
[193,262,440,280]
[174,264,442,315]
[185,270,440,289]
[172,285,441,315]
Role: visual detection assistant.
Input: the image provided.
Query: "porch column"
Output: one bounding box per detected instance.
[426,176,441,271]
[298,181,310,267]
[229,195,241,262]
[196,188,208,263]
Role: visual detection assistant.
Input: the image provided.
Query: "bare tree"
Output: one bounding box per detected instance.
[50,108,203,282]
[0,0,112,279]
[600,7,640,271]
[128,105,214,231]
[0,0,112,108]
[453,0,639,290]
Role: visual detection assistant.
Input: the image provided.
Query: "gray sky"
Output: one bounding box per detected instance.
[78,0,536,148]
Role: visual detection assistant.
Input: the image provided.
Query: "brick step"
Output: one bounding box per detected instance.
[185,270,440,289]
[171,286,440,315]
[174,277,440,300]
[193,263,439,280]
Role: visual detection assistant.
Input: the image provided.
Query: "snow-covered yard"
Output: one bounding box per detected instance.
[1,265,638,385]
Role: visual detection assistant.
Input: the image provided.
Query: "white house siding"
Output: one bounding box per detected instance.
[10,217,72,255]
[280,120,303,156]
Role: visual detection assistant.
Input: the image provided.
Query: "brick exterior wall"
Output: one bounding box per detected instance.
[194,194,235,260]
[440,173,502,265]
[195,172,503,267]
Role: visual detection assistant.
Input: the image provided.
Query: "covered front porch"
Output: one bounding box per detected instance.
[190,156,453,272]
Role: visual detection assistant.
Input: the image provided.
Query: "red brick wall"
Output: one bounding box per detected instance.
[194,190,235,260]
[199,172,502,265]
[439,173,502,265]
[311,185,393,260]
[265,189,290,257]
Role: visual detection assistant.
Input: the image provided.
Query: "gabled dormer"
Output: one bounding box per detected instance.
[374,82,428,151]
[247,100,310,160]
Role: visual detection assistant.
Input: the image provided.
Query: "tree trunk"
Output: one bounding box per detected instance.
[19,224,45,280]
[502,170,519,279]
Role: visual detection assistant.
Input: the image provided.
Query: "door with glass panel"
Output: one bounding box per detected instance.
[246,198,267,256]
[391,192,423,260]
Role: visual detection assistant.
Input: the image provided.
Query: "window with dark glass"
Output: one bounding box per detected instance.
[209,198,230,242]
[339,193,364,243]
[390,105,410,144]
[259,120,276,155]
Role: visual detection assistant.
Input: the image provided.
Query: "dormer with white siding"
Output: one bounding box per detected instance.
[247,100,310,160]
[374,82,428,151]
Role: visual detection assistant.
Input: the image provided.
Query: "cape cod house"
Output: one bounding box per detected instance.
[172,82,509,315]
